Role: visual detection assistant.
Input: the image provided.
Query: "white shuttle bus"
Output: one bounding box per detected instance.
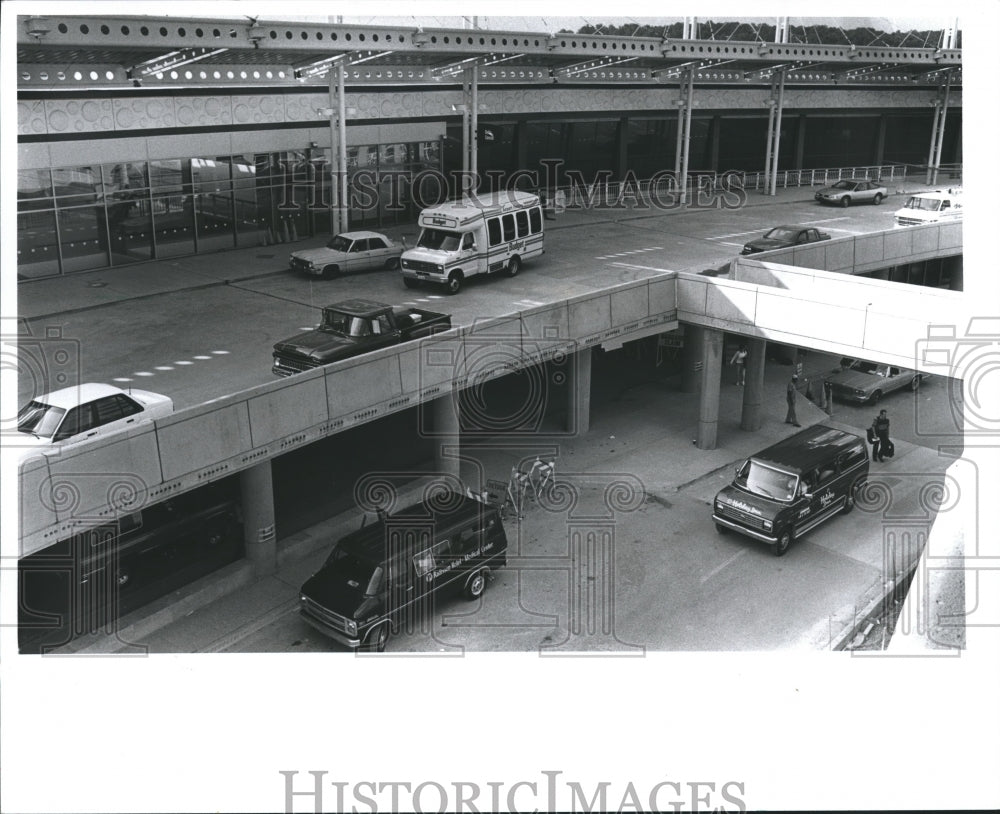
[400,190,544,294]
[894,187,963,227]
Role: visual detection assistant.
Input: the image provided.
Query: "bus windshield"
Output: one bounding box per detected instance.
[416,228,461,252]
[903,197,941,212]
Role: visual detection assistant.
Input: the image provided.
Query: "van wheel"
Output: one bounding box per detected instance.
[364,623,390,653]
[715,522,729,535]
[321,264,340,279]
[506,256,521,277]
[774,530,793,557]
[403,277,419,289]
[910,375,922,391]
[873,193,884,205]
[465,568,489,600]
[445,272,463,295]
[840,196,851,208]
[842,486,857,515]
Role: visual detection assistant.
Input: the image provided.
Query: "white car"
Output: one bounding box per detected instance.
[288,231,404,278]
[16,383,173,446]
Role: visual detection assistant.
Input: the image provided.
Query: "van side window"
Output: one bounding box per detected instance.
[412,540,450,578]
[839,444,867,470]
[487,217,502,247]
[529,206,542,234]
[502,213,515,242]
[816,464,838,485]
[515,210,529,238]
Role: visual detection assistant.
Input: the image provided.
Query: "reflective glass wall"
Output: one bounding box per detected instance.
[17,140,443,280]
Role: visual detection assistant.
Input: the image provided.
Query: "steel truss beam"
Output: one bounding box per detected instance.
[19,15,961,68]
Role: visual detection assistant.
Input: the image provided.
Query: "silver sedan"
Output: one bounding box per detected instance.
[814,179,888,207]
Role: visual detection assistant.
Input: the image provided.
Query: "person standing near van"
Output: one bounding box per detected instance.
[730,344,748,386]
[785,374,801,427]
[872,409,891,462]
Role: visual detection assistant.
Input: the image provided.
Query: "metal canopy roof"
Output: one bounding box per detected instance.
[17,14,962,91]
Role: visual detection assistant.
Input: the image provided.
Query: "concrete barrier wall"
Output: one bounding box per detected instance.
[754,222,962,273]
[18,277,679,557]
[680,263,966,370]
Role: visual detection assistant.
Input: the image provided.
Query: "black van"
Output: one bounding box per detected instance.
[712,425,869,556]
[299,492,508,651]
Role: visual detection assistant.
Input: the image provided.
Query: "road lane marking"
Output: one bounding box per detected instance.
[700,548,748,584]
[610,262,675,272]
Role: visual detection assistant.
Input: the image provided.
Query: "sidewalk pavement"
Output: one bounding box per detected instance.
[15,176,948,322]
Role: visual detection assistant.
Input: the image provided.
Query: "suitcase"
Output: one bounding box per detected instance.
[884,440,895,459]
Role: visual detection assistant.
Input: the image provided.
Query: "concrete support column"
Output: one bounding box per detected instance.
[240,461,276,577]
[680,325,705,394]
[433,393,462,482]
[696,328,724,450]
[875,114,887,167]
[568,346,593,435]
[794,115,806,171]
[740,337,767,432]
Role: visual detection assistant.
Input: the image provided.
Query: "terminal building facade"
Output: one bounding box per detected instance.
[16,15,961,280]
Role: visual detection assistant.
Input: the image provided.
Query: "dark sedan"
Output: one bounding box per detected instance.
[742,225,831,255]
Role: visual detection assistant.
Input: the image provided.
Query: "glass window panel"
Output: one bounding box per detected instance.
[193,190,235,252]
[191,156,233,192]
[151,192,195,258]
[108,187,153,265]
[149,159,185,191]
[57,205,110,273]
[17,209,60,279]
[19,169,52,203]
[53,166,102,206]
[102,162,148,193]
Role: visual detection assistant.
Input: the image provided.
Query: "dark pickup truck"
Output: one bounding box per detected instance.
[741,225,831,255]
[272,298,451,377]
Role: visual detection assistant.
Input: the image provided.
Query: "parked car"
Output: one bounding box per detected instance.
[814,178,888,207]
[16,383,173,446]
[741,225,831,255]
[825,358,924,404]
[289,231,404,278]
[272,298,452,377]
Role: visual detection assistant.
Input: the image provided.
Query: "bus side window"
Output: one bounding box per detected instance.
[529,206,542,234]
[487,217,502,247]
[502,213,515,242]
[515,210,529,238]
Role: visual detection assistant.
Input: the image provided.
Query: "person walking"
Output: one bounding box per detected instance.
[871,409,891,462]
[785,374,801,427]
[730,344,748,386]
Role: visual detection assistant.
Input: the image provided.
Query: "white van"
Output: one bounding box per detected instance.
[894,187,963,227]
[400,190,544,294]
